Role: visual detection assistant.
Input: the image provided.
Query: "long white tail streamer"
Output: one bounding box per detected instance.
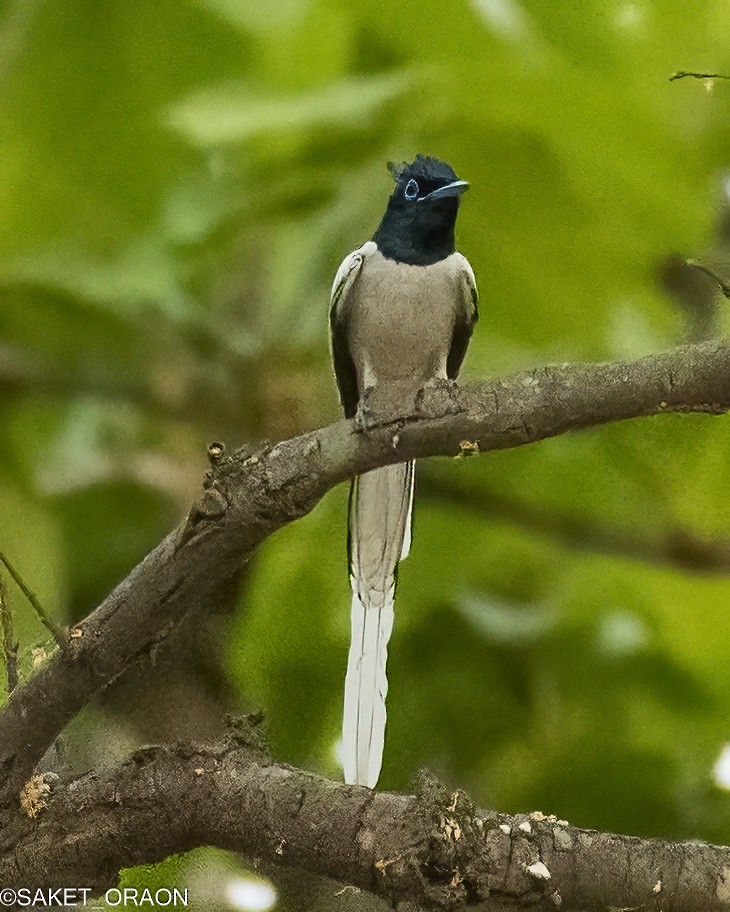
[342,461,415,787]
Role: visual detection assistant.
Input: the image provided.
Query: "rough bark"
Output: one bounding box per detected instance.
[1,728,729,911]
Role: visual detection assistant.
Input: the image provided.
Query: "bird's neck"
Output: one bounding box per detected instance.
[373,202,457,266]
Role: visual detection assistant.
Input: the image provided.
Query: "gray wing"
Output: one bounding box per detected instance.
[329,243,371,418]
[447,253,479,380]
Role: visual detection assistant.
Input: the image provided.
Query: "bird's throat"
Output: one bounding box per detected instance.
[373,201,457,266]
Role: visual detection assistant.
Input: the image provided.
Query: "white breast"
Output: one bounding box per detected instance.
[344,248,465,389]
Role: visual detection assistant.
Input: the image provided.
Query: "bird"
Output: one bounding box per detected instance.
[329,154,478,788]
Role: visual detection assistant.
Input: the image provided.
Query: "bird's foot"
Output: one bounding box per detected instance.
[415,377,461,418]
[423,376,458,392]
[354,387,382,432]
[355,380,460,430]
[354,401,375,432]
[354,385,411,431]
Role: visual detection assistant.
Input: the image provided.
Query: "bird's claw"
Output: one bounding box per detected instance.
[354,386,407,431]
[355,387,378,432]
[416,377,461,417]
[354,403,375,432]
[423,376,457,392]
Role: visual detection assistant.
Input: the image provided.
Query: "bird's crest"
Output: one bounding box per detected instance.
[387,154,458,185]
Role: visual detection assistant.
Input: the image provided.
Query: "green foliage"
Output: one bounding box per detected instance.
[2,0,730,903]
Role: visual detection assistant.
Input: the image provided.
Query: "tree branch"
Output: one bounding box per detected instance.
[2,340,730,804]
[0,552,65,651]
[670,70,730,82]
[0,575,17,695]
[1,731,729,912]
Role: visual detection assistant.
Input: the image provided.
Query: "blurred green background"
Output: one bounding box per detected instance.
[2,0,730,908]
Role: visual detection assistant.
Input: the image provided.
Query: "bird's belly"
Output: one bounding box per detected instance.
[347,267,457,388]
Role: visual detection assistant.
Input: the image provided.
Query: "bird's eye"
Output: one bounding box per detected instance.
[404,179,419,200]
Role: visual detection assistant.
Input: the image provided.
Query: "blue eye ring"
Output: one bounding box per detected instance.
[404,178,419,200]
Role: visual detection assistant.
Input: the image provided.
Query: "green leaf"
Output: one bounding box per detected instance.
[166,71,412,146]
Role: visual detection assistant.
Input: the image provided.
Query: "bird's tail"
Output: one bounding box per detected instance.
[342,460,415,787]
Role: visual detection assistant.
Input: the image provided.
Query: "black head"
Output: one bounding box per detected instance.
[372,155,469,265]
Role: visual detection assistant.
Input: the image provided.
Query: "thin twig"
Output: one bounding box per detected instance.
[670,71,730,82]
[0,574,18,693]
[686,260,730,299]
[0,551,66,651]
